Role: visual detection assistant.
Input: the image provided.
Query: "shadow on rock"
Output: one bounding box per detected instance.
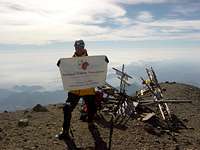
[95,113,128,130]
[143,114,188,137]
[63,136,79,150]
[169,114,188,131]
[88,123,108,150]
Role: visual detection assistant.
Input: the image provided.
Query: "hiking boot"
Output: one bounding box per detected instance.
[56,131,70,140]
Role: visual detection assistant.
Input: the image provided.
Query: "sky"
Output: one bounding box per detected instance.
[0,0,200,90]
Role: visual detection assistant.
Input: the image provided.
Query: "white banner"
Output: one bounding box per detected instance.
[59,55,108,91]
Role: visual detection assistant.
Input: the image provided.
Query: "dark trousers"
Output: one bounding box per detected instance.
[63,92,96,132]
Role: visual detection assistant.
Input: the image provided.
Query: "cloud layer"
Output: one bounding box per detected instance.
[1,47,199,90]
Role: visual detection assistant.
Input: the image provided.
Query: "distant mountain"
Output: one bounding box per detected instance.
[115,82,142,96]
[126,82,142,96]
[0,82,141,112]
[0,89,14,101]
[13,85,44,92]
[0,89,67,112]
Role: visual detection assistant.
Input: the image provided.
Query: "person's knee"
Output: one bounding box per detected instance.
[90,105,97,114]
[63,102,72,114]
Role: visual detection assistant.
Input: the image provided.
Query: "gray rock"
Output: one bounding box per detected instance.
[175,144,180,150]
[32,104,48,112]
[18,119,29,127]
[23,110,29,114]
[143,124,162,136]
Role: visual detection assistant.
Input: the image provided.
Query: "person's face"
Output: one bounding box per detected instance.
[75,47,85,56]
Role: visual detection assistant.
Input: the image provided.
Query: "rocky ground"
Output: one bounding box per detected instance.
[0,83,200,150]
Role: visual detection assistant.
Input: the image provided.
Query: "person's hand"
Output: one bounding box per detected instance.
[57,59,61,67]
[105,56,109,63]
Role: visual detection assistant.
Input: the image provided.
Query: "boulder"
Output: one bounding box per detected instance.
[32,104,48,112]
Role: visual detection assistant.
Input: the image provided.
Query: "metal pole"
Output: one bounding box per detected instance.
[119,64,125,94]
[139,100,192,104]
[108,115,114,150]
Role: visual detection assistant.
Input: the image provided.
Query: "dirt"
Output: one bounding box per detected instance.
[0,83,200,150]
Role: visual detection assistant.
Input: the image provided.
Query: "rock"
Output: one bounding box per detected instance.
[56,103,65,109]
[0,127,2,132]
[154,139,160,144]
[27,114,32,118]
[142,113,155,121]
[174,132,179,136]
[18,119,29,127]
[53,141,59,144]
[143,124,161,136]
[183,118,189,122]
[32,104,48,112]
[23,139,28,142]
[15,148,23,150]
[175,144,180,150]
[23,110,29,114]
[197,139,200,145]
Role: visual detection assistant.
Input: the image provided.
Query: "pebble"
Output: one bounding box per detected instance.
[174,132,179,136]
[53,141,60,145]
[155,139,160,144]
[175,144,180,150]
[18,118,29,127]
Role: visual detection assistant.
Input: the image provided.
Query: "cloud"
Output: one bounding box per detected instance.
[0,49,66,90]
[89,19,200,42]
[112,0,167,4]
[0,0,126,25]
[1,47,199,90]
[0,0,126,44]
[147,19,200,40]
[170,1,200,16]
[125,59,200,88]
[136,11,154,22]
[114,17,132,26]
[0,0,200,44]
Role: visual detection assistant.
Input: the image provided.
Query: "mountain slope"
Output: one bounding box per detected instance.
[0,83,200,150]
[0,90,66,112]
